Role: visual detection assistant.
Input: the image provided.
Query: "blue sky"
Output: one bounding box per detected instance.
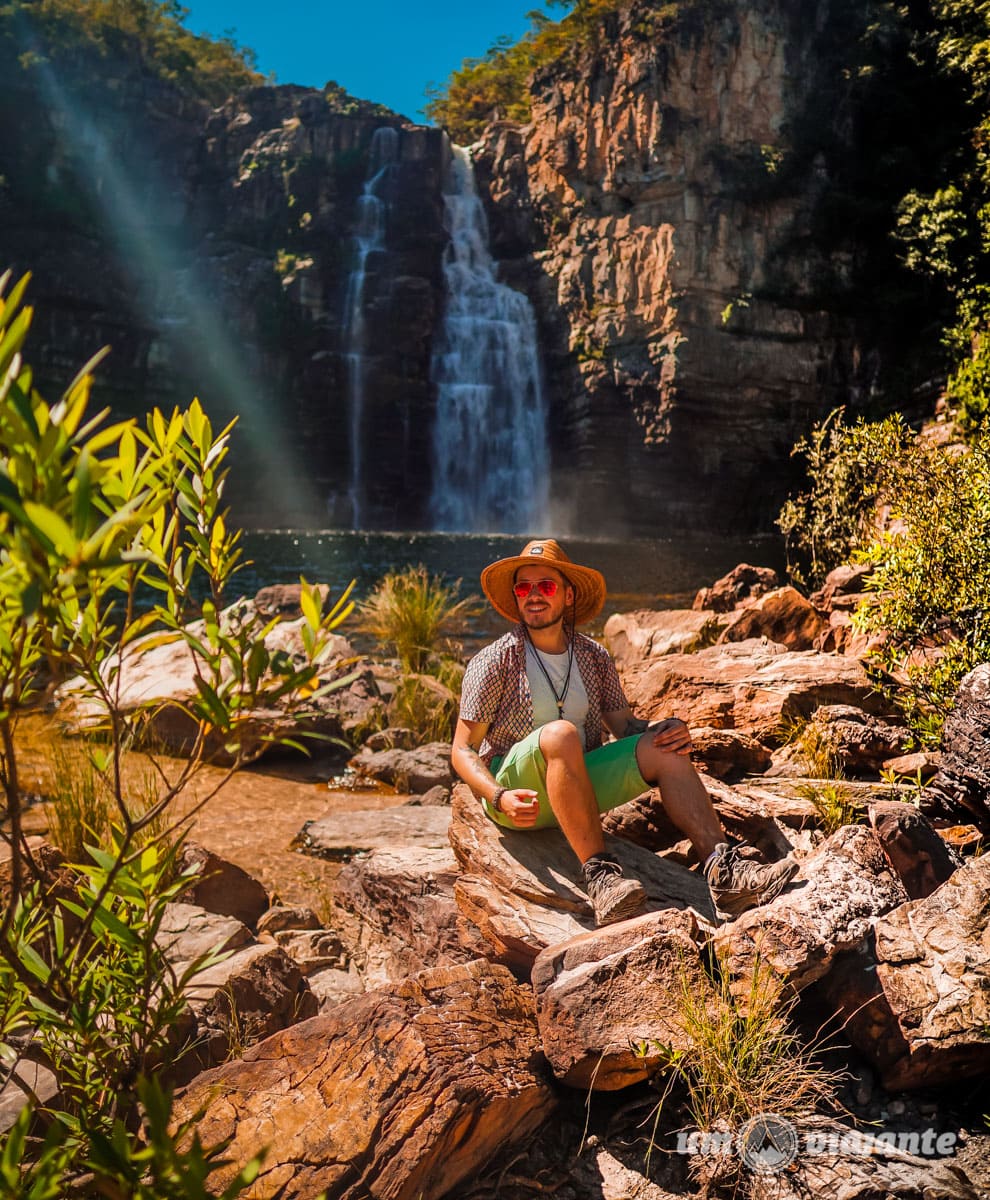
[183,0,552,122]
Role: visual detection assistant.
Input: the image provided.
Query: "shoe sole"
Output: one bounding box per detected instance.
[594,881,648,926]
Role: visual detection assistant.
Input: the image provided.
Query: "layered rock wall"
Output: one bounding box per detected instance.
[474,0,912,533]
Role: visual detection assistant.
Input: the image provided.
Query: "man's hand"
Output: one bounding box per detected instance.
[647,717,693,755]
[500,789,541,827]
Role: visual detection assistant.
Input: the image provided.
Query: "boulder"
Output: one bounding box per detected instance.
[157,902,255,964]
[689,726,772,781]
[54,597,381,763]
[601,776,803,863]
[330,845,491,985]
[809,563,875,609]
[297,806,451,863]
[804,705,911,775]
[868,800,961,901]
[719,586,828,651]
[307,966,366,1009]
[0,1059,58,1135]
[186,943,319,1069]
[881,750,940,780]
[256,905,322,937]
[821,856,990,1090]
[405,784,451,806]
[531,908,710,1090]
[348,742,453,793]
[448,784,714,971]
[692,564,780,613]
[364,727,420,752]
[603,608,727,667]
[923,664,990,832]
[171,960,557,1200]
[713,825,907,996]
[619,640,892,743]
[179,843,270,930]
[271,929,348,975]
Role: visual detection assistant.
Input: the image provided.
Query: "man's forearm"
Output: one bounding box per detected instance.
[451,743,499,799]
[620,716,651,737]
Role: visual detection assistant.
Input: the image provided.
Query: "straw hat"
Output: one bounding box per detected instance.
[480,539,607,625]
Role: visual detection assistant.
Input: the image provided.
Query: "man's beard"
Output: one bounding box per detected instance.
[521,608,564,631]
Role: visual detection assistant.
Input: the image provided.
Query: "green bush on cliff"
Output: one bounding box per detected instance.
[425,0,680,143]
[1,0,261,103]
[0,270,353,1191]
[780,410,990,744]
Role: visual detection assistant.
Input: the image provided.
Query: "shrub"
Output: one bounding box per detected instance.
[852,429,990,744]
[0,269,353,1190]
[358,564,477,674]
[780,406,990,744]
[637,952,844,1189]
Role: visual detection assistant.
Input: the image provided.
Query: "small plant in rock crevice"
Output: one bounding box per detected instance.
[636,951,846,1194]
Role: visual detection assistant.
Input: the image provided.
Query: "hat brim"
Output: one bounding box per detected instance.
[481,555,606,625]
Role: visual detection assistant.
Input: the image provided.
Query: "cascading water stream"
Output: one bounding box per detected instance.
[429,145,550,534]
[342,126,398,529]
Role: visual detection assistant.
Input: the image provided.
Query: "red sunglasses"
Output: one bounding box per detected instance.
[513,579,561,599]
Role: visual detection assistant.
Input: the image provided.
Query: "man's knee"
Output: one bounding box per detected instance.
[539,719,584,760]
[636,732,696,783]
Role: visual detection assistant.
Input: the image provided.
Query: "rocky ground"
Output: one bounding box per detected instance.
[8,566,990,1198]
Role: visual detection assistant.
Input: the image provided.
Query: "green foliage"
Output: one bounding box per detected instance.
[358,564,477,674]
[776,408,897,589]
[947,331,990,433]
[852,429,990,745]
[424,0,680,143]
[390,659,465,744]
[1,0,261,104]
[0,269,355,1190]
[636,952,843,1186]
[798,780,863,835]
[781,400,990,745]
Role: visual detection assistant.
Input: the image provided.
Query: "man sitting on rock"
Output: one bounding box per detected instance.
[451,539,797,926]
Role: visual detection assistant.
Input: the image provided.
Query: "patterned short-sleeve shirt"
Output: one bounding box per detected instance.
[459,625,629,765]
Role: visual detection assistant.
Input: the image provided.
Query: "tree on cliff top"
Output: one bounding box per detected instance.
[0,0,262,104]
[425,0,664,143]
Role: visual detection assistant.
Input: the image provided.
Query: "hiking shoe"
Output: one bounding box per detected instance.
[704,842,798,921]
[581,856,648,926]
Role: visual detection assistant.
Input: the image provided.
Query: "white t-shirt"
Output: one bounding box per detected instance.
[525,642,590,747]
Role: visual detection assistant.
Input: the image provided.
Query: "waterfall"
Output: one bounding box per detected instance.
[429,146,550,534]
[342,126,398,530]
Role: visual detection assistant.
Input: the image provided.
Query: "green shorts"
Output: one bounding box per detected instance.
[484,728,649,830]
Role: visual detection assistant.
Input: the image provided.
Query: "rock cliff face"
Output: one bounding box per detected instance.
[473,0,924,534]
[0,46,446,527]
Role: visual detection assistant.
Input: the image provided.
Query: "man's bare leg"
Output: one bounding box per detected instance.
[538,719,606,863]
[539,720,646,925]
[635,734,798,917]
[635,737,723,861]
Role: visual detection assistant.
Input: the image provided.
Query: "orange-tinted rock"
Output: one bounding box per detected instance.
[172,960,556,1200]
[532,909,709,1090]
[693,565,781,613]
[719,586,827,651]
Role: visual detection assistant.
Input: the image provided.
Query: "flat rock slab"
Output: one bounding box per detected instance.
[172,960,557,1200]
[449,784,714,970]
[331,846,491,985]
[532,908,710,1090]
[619,640,893,742]
[713,824,908,996]
[823,855,990,1090]
[296,807,452,861]
[603,608,727,666]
